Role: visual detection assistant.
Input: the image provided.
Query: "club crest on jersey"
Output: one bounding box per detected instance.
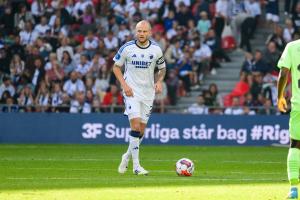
[149,54,154,59]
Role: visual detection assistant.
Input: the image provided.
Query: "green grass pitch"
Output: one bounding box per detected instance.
[0,145,289,200]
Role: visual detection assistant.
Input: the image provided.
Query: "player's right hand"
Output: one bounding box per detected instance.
[122,83,134,97]
[277,97,287,113]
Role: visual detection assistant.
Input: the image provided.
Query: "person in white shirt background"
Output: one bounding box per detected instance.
[187,94,209,115]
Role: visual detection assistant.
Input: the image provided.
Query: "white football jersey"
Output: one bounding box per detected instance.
[113,40,166,101]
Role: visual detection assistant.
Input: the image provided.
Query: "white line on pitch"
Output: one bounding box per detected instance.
[222,160,284,164]
[6,177,285,182]
[0,158,285,164]
[8,167,284,176]
[0,158,177,162]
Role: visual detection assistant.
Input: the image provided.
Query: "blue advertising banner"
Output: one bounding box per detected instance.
[0,113,290,146]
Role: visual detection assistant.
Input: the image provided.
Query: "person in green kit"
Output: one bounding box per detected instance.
[277,41,300,199]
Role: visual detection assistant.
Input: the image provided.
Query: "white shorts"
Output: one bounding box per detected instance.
[123,96,153,124]
[266,13,279,23]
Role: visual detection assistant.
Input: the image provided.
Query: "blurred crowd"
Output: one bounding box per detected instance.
[0,0,294,114]
[187,0,298,115]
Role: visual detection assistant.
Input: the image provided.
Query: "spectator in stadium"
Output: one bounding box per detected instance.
[28,57,46,92]
[262,73,278,106]
[166,69,179,105]
[19,21,39,46]
[193,1,209,16]
[14,3,35,31]
[244,92,255,108]
[73,0,93,22]
[61,51,75,76]
[44,53,58,71]
[9,54,25,84]
[155,81,168,113]
[177,52,193,96]
[35,81,50,112]
[0,5,14,35]
[118,22,131,43]
[193,37,212,81]
[101,84,123,112]
[224,96,244,115]
[187,19,199,41]
[258,98,277,115]
[104,31,119,50]
[197,11,211,38]
[50,82,63,112]
[34,16,50,36]
[95,68,110,99]
[263,41,281,73]
[208,83,223,107]
[2,97,18,113]
[81,4,95,25]
[0,76,15,98]
[165,39,183,69]
[63,71,85,97]
[175,2,193,27]
[187,94,209,115]
[75,54,91,77]
[31,0,46,23]
[45,60,64,85]
[89,52,107,78]
[215,0,232,38]
[265,24,286,52]
[18,84,34,112]
[250,72,264,103]
[158,0,176,22]
[56,37,74,62]
[252,50,269,75]
[223,72,250,107]
[35,37,53,60]
[8,36,26,61]
[244,0,261,38]
[241,51,254,74]
[163,10,175,31]
[283,18,295,43]
[57,92,70,113]
[264,0,279,27]
[69,91,91,113]
[292,2,300,33]
[240,15,255,53]
[153,31,167,52]
[50,16,68,37]
[83,30,99,59]
[205,28,231,63]
[285,0,298,16]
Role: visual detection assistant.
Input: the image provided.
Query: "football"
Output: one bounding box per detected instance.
[176,158,195,176]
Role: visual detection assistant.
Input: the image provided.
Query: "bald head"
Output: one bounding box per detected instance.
[136,20,152,31]
[135,20,152,45]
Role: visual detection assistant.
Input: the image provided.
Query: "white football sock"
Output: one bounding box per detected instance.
[129,135,140,169]
[124,136,144,160]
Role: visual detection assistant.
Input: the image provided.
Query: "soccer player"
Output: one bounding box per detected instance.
[277,41,300,199]
[113,20,166,175]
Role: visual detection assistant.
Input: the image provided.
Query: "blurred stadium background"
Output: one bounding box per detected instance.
[0,0,296,199]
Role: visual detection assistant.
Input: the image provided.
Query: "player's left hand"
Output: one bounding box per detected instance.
[277,97,287,113]
[155,81,163,94]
